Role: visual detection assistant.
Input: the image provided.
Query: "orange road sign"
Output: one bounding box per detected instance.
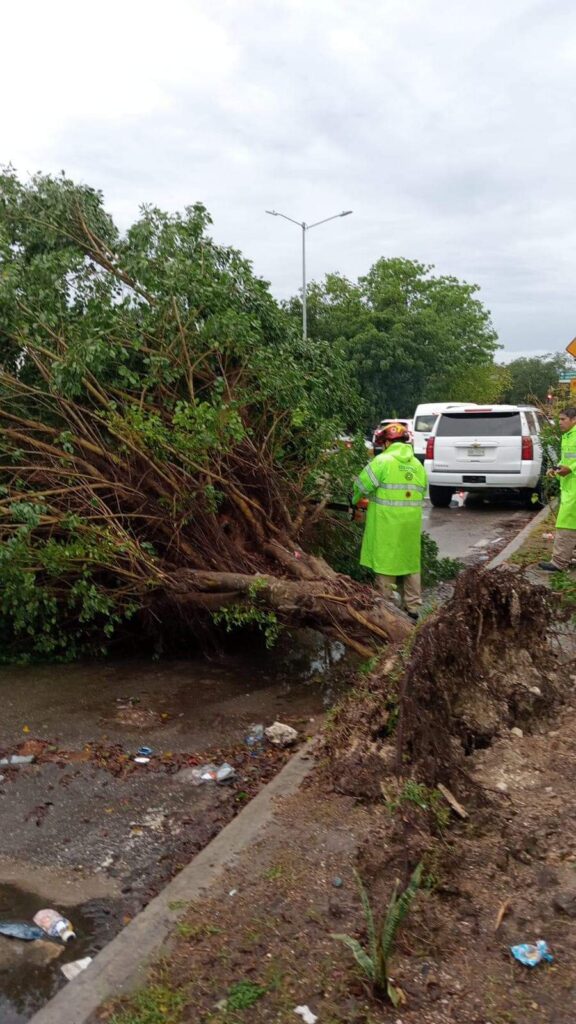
[567,337,576,358]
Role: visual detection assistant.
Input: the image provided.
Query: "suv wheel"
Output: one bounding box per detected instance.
[429,485,453,508]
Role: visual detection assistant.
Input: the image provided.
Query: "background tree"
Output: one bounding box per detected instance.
[286,258,500,429]
[499,353,570,405]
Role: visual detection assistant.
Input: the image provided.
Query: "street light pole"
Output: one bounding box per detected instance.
[265,209,353,339]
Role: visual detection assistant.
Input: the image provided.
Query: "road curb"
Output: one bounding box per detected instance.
[28,740,318,1024]
[486,504,551,569]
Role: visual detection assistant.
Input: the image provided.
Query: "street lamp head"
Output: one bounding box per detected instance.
[265,209,278,216]
[340,210,353,217]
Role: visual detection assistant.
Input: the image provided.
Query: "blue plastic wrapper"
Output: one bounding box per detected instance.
[510,940,553,967]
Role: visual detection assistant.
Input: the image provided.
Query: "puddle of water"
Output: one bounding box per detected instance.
[0,883,121,1024]
[0,630,350,753]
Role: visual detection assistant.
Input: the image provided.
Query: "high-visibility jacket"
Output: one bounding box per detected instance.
[556,424,576,530]
[352,442,427,575]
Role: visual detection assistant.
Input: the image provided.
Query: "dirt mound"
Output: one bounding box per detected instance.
[322,566,565,804]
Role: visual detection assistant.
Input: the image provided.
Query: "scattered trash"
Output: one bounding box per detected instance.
[116,696,140,706]
[22,725,30,734]
[137,746,153,757]
[511,940,553,967]
[245,723,265,755]
[542,532,554,540]
[189,762,236,784]
[229,889,237,897]
[134,757,150,764]
[294,1006,318,1024]
[0,921,48,941]
[510,727,524,738]
[332,877,343,888]
[496,781,509,793]
[265,721,298,747]
[0,754,35,766]
[61,956,92,980]
[529,686,542,696]
[33,909,76,943]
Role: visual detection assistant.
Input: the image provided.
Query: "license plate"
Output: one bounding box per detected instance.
[468,447,485,457]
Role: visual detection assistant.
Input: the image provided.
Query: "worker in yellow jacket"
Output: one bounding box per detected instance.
[539,406,576,571]
[352,421,427,619]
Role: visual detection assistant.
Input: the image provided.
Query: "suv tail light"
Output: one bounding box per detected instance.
[521,436,533,460]
[425,437,435,460]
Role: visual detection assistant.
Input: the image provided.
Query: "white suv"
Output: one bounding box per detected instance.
[424,405,548,507]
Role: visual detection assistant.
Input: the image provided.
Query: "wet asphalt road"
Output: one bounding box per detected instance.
[423,493,535,564]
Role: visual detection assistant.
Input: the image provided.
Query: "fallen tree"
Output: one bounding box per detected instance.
[0,169,412,659]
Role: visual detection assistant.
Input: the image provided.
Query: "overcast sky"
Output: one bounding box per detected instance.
[3,0,576,357]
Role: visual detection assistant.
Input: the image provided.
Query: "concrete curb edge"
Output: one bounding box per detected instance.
[28,740,318,1024]
[486,503,551,570]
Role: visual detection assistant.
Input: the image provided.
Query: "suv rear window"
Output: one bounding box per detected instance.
[414,415,437,432]
[437,412,522,436]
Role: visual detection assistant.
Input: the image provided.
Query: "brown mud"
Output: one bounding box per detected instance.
[101,566,576,1024]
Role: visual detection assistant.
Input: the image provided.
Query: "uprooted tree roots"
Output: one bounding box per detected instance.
[323,566,564,802]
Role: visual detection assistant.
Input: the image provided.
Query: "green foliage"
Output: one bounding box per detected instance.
[0,168,364,659]
[386,781,451,832]
[211,603,280,648]
[110,984,185,1024]
[288,259,500,430]
[332,863,423,1004]
[225,980,267,1010]
[0,510,137,661]
[500,353,570,405]
[421,532,462,587]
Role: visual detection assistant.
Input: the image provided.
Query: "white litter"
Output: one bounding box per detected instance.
[294,1006,318,1024]
[61,957,92,981]
[134,757,150,764]
[229,889,237,896]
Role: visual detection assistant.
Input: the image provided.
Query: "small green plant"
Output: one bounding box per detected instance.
[225,980,267,1010]
[549,569,576,614]
[332,862,423,1006]
[211,602,280,647]
[110,983,185,1024]
[386,781,450,831]
[421,531,462,587]
[264,863,286,880]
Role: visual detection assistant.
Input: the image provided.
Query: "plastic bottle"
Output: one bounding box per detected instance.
[245,723,265,755]
[32,909,76,942]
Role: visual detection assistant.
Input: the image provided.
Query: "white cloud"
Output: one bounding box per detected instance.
[2,0,576,356]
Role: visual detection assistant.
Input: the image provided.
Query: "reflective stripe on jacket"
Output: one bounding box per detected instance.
[557,423,576,530]
[352,442,428,575]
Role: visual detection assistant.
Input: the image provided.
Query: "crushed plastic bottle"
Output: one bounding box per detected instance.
[0,921,48,941]
[510,939,553,967]
[189,762,236,784]
[33,909,76,943]
[245,723,265,755]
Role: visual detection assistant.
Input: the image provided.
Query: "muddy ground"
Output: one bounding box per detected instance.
[0,633,349,1023]
[99,566,576,1024]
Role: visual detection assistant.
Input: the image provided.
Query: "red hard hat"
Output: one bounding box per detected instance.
[374,422,409,446]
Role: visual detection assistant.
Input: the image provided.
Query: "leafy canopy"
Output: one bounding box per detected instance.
[285,258,500,428]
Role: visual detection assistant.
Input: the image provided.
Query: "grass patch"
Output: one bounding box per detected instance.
[109,984,185,1024]
[509,509,553,567]
[226,980,267,1009]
